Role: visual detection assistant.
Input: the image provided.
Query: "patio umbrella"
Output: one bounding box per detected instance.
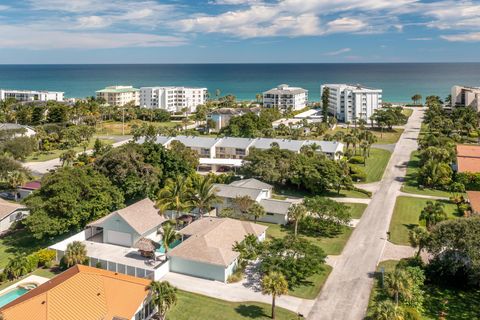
[134,237,160,252]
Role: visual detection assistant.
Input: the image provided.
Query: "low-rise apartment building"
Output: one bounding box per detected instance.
[138,135,344,172]
[0,89,64,102]
[451,85,480,112]
[96,85,140,106]
[208,107,261,131]
[321,84,382,122]
[140,87,207,113]
[263,84,308,111]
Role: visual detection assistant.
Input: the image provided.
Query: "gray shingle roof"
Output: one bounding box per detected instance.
[213,184,263,200]
[259,199,292,215]
[215,137,255,149]
[229,178,272,190]
[251,138,306,152]
[0,199,25,221]
[303,140,344,154]
[173,135,221,149]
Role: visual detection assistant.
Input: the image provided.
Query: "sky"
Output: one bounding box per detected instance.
[0,0,479,63]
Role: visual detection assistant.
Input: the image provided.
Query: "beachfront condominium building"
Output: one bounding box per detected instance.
[263,84,308,111]
[0,89,64,102]
[451,85,480,112]
[321,84,382,122]
[140,87,208,113]
[96,85,140,107]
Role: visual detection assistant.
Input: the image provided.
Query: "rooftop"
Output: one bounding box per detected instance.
[88,198,165,235]
[264,84,308,95]
[215,137,256,149]
[0,265,151,320]
[213,184,263,200]
[259,199,292,215]
[467,191,480,214]
[456,144,480,173]
[0,199,25,221]
[173,135,221,149]
[20,181,41,191]
[96,86,139,93]
[251,138,306,152]
[229,178,272,190]
[168,217,267,267]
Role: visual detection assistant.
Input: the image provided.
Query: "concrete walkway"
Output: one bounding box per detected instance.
[329,197,370,204]
[308,108,424,320]
[163,272,314,316]
[397,192,450,201]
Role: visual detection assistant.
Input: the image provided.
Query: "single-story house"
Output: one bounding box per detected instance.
[0,199,29,233]
[456,144,480,173]
[0,123,36,137]
[167,217,267,282]
[467,191,480,215]
[213,178,293,225]
[0,264,155,320]
[87,198,166,247]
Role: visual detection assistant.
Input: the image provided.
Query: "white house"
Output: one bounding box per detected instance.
[0,123,36,137]
[213,178,294,225]
[263,84,308,111]
[168,217,267,283]
[140,87,207,113]
[0,199,29,233]
[208,107,261,131]
[0,89,64,102]
[321,84,382,122]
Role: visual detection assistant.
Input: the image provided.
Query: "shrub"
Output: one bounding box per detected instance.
[349,166,367,182]
[349,156,365,164]
[36,248,56,266]
[227,269,244,283]
[26,254,40,272]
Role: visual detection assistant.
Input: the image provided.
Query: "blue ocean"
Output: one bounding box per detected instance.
[0,63,479,102]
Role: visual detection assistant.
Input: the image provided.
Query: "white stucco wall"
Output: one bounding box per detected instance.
[169,256,229,282]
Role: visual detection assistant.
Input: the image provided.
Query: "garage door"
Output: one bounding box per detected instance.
[106,230,132,247]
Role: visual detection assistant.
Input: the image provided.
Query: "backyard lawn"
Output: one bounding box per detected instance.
[367,260,480,320]
[288,265,332,299]
[345,203,368,219]
[327,127,404,144]
[96,120,186,136]
[401,151,455,198]
[352,148,391,183]
[388,196,459,245]
[25,137,115,162]
[168,290,299,320]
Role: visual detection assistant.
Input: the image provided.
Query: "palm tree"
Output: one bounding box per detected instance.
[288,204,307,237]
[157,175,192,221]
[149,280,177,320]
[189,175,219,218]
[419,201,447,231]
[160,223,178,255]
[408,226,429,258]
[261,271,288,319]
[60,149,76,166]
[411,94,422,105]
[371,300,405,320]
[385,269,413,305]
[233,195,254,218]
[246,202,265,223]
[6,170,29,202]
[63,241,87,268]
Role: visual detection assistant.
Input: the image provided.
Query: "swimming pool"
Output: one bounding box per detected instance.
[156,239,182,254]
[0,287,29,307]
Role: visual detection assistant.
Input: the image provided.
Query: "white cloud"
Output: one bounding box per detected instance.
[0,25,187,49]
[210,0,261,4]
[441,32,480,42]
[408,37,432,41]
[324,48,351,56]
[0,5,9,11]
[326,18,366,33]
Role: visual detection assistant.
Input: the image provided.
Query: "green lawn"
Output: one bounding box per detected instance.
[328,127,404,144]
[288,265,332,299]
[168,290,299,320]
[352,148,391,183]
[25,137,115,162]
[368,260,480,320]
[274,187,370,199]
[401,151,455,198]
[402,108,413,118]
[96,120,186,136]
[345,203,368,219]
[388,196,460,245]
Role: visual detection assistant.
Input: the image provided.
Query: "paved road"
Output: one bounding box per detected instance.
[24,137,132,174]
[307,108,424,320]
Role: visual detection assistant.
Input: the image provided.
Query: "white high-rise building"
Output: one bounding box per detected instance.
[263,84,308,111]
[140,87,208,113]
[451,85,480,112]
[0,89,64,102]
[320,84,382,122]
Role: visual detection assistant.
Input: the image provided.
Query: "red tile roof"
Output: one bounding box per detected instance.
[467,191,480,214]
[456,145,480,173]
[20,181,41,190]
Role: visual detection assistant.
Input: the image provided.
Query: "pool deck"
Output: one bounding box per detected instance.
[0,275,50,296]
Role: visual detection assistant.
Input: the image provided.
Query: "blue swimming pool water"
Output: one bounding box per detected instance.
[156,239,182,254]
[0,287,29,307]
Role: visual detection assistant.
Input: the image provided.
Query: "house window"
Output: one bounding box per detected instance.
[235,148,246,155]
[266,212,274,216]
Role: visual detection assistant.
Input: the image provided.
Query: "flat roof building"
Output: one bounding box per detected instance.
[263,84,308,111]
[451,85,480,112]
[0,89,64,102]
[321,84,382,122]
[140,87,207,113]
[96,85,140,107]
